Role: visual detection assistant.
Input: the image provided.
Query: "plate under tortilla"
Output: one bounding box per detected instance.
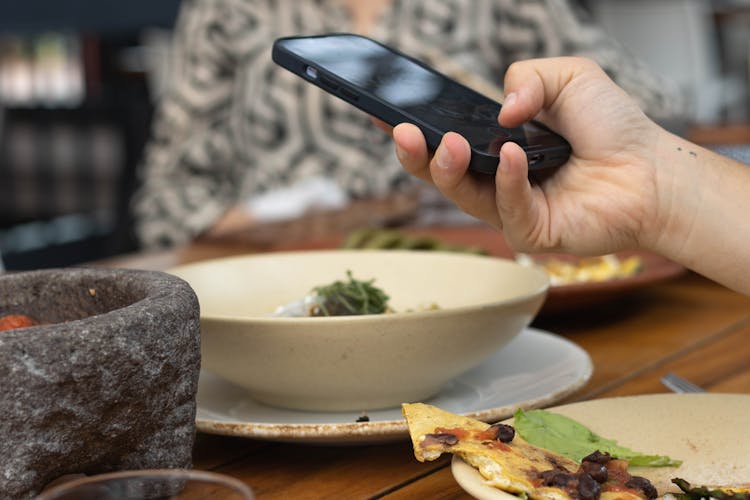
[452,393,750,499]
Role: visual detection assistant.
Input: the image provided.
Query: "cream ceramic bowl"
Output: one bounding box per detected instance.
[169,250,549,412]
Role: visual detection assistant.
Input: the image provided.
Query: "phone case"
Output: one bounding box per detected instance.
[272,34,570,174]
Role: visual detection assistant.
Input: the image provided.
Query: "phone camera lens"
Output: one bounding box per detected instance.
[305,66,318,79]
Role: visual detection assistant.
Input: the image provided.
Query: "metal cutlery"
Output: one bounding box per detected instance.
[660,372,705,393]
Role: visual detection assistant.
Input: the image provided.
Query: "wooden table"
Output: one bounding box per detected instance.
[99,229,750,499]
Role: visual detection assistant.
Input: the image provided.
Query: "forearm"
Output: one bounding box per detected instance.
[647,130,750,294]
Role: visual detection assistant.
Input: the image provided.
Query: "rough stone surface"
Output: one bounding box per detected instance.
[0,268,201,499]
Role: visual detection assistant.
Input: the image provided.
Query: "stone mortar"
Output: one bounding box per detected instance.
[0,268,201,499]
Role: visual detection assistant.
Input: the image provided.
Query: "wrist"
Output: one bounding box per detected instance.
[639,129,697,258]
[642,128,724,267]
[643,131,750,293]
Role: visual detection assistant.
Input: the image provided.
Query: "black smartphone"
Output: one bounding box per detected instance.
[272,33,571,175]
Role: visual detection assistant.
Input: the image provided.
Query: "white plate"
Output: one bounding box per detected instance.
[195,327,592,444]
[451,393,750,499]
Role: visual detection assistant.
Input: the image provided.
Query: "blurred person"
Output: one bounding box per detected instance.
[390,57,750,295]
[132,0,684,248]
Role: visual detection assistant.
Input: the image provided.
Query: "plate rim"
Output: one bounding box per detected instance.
[195,327,593,443]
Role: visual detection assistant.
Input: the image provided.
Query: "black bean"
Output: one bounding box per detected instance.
[578,474,601,500]
[626,476,658,499]
[538,470,557,485]
[581,461,608,483]
[488,423,515,443]
[581,450,612,464]
[538,470,558,485]
[539,470,577,488]
[423,433,458,446]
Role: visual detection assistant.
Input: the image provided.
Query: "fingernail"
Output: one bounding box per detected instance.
[435,144,453,169]
[395,144,409,162]
[504,92,517,107]
[498,148,508,173]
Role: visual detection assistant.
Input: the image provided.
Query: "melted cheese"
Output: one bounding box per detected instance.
[404,403,579,499]
[403,403,647,500]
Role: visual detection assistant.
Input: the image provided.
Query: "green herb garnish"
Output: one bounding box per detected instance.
[513,408,682,467]
[311,270,390,316]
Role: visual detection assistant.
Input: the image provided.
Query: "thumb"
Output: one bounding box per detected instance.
[499,57,597,128]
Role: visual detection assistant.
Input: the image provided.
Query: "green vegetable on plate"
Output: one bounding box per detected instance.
[513,408,682,467]
[669,478,750,500]
[341,227,487,254]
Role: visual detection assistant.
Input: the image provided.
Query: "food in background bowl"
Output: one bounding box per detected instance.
[273,270,440,317]
[273,270,392,317]
[516,253,643,286]
[168,250,549,412]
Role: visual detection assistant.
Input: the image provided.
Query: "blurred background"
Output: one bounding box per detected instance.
[0,0,748,270]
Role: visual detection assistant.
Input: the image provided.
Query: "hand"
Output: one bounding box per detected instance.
[392,57,665,256]
[202,205,257,239]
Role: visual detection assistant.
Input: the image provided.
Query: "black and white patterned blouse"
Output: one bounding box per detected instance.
[132,0,684,247]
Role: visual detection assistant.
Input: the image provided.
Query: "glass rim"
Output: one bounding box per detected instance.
[36,468,254,499]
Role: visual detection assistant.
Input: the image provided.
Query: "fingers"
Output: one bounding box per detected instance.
[428,133,504,228]
[370,116,393,134]
[495,142,543,247]
[428,135,544,234]
[499,57,596,128]
[393,124,505,227]
[392,123,432,183]
[430,132,472,186]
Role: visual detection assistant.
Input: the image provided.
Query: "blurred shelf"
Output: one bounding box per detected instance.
[0,0,179,34]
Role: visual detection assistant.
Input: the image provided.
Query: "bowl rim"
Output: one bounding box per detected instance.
[168,249,550,323]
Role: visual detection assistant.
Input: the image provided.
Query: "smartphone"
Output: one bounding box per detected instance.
[272,33,571,175]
